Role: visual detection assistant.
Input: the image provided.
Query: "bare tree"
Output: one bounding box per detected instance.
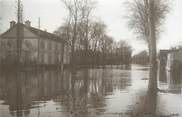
[56,2,132,66]
[80,0,96,51]
[90,21,106,52]
[61,0,96,67]
[61,0,80,67]
[126,0,169,93]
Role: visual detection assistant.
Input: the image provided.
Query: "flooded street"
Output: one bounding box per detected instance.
[0,65,181,117]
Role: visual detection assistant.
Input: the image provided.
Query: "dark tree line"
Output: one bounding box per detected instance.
[132,50,149,65]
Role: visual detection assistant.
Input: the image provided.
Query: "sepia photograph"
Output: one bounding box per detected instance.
[0,0,181,117]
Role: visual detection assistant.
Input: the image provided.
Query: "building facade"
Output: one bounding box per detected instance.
[0,20,70,67]
[159,49,182,82]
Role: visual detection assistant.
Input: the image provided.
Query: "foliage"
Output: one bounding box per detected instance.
[125,0,169,44]
[125,0,170,93]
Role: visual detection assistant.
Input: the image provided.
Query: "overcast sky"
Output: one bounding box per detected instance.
[0,0,182,54]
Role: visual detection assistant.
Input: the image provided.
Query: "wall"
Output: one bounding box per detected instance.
[0,25,66,66]
[39,38,64,66]
[0,39,17,64]
[21,38,38,64]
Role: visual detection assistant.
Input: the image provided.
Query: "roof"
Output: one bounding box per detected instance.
[27,26,67,43]
[0,23,67,43]
[160,49,179,54]
[159,49,181,59]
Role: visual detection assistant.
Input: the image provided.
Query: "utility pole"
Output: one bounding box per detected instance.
[38,17,40,29]
[17,0,20,23]
[17,0,23,66]
[37,17,40,67]
[17,0,20,65]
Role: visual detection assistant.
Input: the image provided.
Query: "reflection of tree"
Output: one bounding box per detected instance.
[0,68,134,117]
[131,90,157,117]
[53,69,109,116]
[54,68,133,116]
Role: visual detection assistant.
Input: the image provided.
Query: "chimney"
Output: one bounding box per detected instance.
[25,20,31,27]
[10,21,16,28]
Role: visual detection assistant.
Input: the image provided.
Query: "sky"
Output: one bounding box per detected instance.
[0,0,182,54]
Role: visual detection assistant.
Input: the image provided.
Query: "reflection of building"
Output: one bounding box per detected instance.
[0,20,70,66]
[0,70,63,116]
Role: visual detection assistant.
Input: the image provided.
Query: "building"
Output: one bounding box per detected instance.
[0,20,70,67]
[160,49,182,70]
[159,49,182,82]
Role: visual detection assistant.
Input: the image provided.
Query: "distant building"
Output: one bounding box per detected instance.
[160,49,182,70]
[0,20,70,67]
[159,49,182,81]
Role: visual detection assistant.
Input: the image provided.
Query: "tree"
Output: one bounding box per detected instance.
[90,21,106,52]
[60,0,96,67]
[126,0,169,93]
[80,0,96,51]
[56,2,133,66]
[61,0,81,67]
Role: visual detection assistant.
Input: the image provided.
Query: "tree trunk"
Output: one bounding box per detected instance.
[71,16,78,69]
[84,16,89,65]
[148,0,158,94]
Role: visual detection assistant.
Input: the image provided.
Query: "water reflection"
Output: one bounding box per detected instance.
[55,68,132,116]
[0,70,63,116]
[130,90,157,117]
[0,66,132,117]
[159,66,182,94]
[131,87,182,117]
[130,64,182,117]
[0,65,181,117]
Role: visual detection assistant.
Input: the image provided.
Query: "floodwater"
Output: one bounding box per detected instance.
[0,65,181,117]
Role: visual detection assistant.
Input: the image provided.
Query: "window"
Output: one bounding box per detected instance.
[48,41,52,50]
[55,43,58,51]
[40,40,45,50]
